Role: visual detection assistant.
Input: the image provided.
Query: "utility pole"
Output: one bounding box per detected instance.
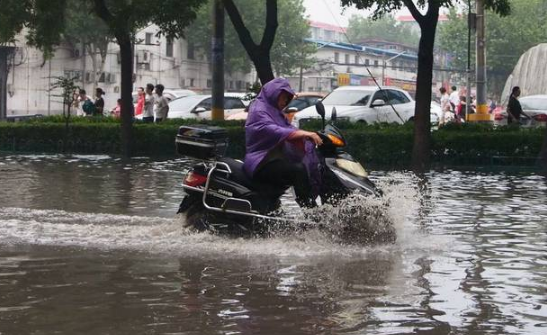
[211,0,225,121]
[469,0,492,122]
[0,47,15,120]
[466,0,474,122]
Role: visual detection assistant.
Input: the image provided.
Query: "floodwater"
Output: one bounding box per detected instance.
[0,154,546,335]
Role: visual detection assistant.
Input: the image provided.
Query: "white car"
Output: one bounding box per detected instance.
[292,86,438,127]
[167,94,247,120]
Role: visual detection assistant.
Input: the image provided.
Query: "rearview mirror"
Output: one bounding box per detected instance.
[285,107,299,114]
[315,101,326,130]
[371,99,386,107]
[331,107,337,122]
[315,101,325,118]
[192,107,207,114]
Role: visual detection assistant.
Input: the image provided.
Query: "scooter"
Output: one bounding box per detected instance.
[175,102,382,236]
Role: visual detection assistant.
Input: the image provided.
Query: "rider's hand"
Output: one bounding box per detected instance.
[306,132,323,146]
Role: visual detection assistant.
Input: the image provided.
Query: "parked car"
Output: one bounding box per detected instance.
[292,86,438,127]
[167,94,246,120]
[226,92,325,121]
[494,95,547,127]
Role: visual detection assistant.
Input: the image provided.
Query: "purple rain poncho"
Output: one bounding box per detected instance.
[243,78,321,195]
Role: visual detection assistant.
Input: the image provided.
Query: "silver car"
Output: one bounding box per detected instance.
[494,95,547,127]
[292,85,435,127]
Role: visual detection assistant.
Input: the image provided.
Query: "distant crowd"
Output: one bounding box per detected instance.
[73,83,169,123]
[438,85,498,125]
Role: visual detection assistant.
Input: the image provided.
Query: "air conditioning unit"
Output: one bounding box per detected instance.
[137,50,150,64]
[106,73,117,84]
[98,72,106,83]
[85,71,93,83]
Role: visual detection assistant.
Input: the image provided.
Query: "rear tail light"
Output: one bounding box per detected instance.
[533,114,547,122]
[494,113,505,121]
[184,171,208,187]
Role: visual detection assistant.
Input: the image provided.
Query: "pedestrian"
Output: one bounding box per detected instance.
[487,97,497,114]
[507,86,525,125]
[439,87,450,126]
[75,89,95,116]
[456,96,468,123]
[135,87,145,117]
[94,88,105,116]
[143,83,155,123]
[111,99,122,118]
[154,84,169,123]
[449,85,459,113]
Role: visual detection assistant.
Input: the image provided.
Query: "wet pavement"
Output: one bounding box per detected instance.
[0,155,546,334]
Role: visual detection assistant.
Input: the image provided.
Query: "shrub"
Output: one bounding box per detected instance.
[0,119,544,167]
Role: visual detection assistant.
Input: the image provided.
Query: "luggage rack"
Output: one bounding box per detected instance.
[182,161,312,225]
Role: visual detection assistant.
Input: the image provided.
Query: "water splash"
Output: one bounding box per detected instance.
[0,173,424,257]
[268,172,423,245]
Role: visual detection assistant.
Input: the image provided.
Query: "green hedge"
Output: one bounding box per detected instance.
[1,118,544,167]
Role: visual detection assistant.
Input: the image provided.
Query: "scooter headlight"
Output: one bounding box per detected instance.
[336,159,368,178]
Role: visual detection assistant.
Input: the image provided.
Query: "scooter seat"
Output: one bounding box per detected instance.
[217,157,286,195]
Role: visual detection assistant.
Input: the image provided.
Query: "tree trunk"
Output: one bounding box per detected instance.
[539,129,547,172]
[223,0,277,85]
[251,50,274,85]
[117,36,134,157]
[411,17,438,172]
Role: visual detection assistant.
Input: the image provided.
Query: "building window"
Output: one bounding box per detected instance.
[145,33,153,45]
[354,55,359,64]
[187,42,195,60]
[374,60,379,67]
[345,54,350,64]
[166,38,174,58]
[365,59,370,66]
[207,79,212,88]
[334,52,339,63]
[190,78,195,87]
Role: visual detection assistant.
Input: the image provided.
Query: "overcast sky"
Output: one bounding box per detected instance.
[303,0,415,27]
[302,0,362,26]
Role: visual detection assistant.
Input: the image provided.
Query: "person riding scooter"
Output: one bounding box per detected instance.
[243,78,322,208]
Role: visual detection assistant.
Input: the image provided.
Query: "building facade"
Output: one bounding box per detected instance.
[286,39,419,95]
[6,26,253,116]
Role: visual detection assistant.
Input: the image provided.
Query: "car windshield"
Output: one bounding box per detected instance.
[322,90,374,106]
[168,95,205,111]
[520,97,547,110]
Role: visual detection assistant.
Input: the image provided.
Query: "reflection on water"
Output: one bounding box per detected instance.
[0,155,546,334]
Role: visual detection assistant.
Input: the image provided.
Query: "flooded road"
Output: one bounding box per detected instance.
[0,155,546,334]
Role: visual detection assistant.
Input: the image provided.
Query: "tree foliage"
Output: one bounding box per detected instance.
[347,15,419,46]
[0,0,204,156]
[0,0,66,57]
[340,0,511,171]
[188,0,314,77]
[437,0,547,78]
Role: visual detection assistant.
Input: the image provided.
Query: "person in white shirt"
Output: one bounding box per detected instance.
[449,85,460,112]
[154,84,169,122]
[143,83,155,123]
[439,87,451,126]
[73,89,94,116]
